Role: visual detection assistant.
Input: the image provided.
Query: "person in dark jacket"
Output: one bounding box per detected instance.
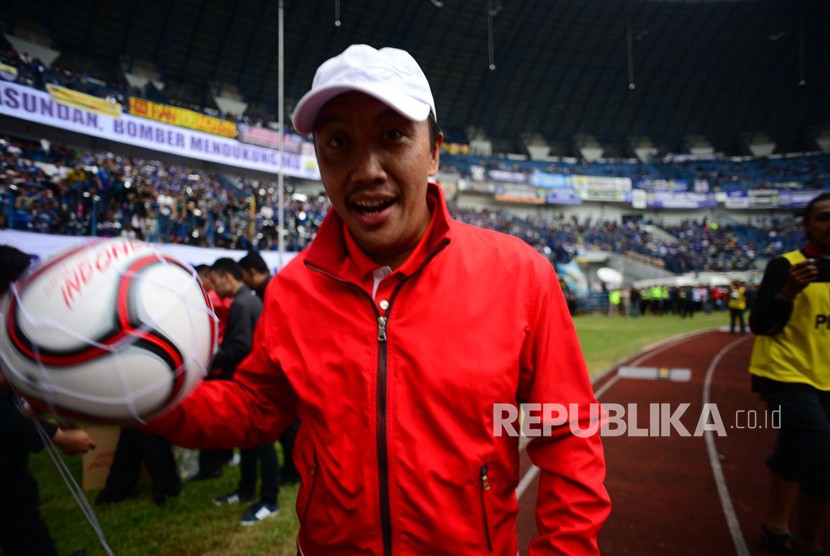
[237,250,300,486]
[193,257,267,481]
[189,263,234,481]
[238,250,273,300]
[208,257,279,525]
[0,244,96,556]
[208,258,263,380]
[95,427,182,507]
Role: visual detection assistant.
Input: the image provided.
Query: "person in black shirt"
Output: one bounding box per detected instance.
[208,258,280,525]
[0,245,96,555]
[237,250,300,486]
[95,427,182,507]
[238,250,273,300]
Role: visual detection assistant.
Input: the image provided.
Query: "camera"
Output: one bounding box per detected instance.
[815,256,830,282]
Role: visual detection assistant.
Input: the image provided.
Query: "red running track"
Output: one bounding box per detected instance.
[515,328,830,555]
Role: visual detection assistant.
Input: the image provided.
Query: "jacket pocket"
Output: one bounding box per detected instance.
[300,454,320,529]
[479,463,494,553]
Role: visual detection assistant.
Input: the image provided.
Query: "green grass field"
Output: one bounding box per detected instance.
[575,311,726,377]
[31,311,728,555]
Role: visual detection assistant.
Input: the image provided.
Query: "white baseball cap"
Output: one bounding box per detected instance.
[292,44,436,135]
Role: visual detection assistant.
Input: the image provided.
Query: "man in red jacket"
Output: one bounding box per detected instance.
[147,44,610,554]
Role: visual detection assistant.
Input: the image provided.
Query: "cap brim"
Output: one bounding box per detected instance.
[292,82,432,135]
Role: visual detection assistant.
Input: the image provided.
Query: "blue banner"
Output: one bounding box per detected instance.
[530,172,571,189]
[546,188,583,205]
[644,191,717,209]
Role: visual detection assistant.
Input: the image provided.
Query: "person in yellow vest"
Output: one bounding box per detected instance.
[727,280,748,334]
[608,288,622,316]
[748,192,830,556]
[642,286,654,315]
[649,285,662,315]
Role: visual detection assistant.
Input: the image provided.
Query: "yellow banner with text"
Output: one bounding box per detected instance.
[129,97,237,138]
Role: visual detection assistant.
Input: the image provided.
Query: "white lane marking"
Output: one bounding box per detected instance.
[516,328,718,500]
[702,335,753,556]
[515,464,540,500]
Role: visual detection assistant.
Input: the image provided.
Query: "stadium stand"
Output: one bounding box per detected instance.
[0,134,809,274]
[0,10,827,315]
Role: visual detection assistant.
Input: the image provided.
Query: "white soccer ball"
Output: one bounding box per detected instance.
[0,238,217,423]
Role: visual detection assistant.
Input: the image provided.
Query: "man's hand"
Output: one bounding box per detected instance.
[779,260,819,301]
[52,427,97,455]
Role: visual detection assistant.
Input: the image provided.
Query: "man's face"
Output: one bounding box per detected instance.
[240,268,256,290]
[805,199,830,254]
[209,270,232,298]
[314,92,442,268]
[199,273,215,292]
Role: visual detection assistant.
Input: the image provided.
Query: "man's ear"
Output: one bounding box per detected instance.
[429,133,444,176]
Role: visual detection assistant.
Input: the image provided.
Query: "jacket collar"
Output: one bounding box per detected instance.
[304,182,452,277]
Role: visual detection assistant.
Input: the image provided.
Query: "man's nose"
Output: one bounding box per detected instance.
[350,146,387,184]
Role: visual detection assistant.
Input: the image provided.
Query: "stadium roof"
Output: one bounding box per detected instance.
[5,0,830,156]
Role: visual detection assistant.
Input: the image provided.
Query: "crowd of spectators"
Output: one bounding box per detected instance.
[451,208,803,273]
[3,38,829,192]
[2,45,135,109]
[0,135,335,250]
[0,39,817,274]
[1,41,279,131]
[1,134,810,274]
[441,152,830,193]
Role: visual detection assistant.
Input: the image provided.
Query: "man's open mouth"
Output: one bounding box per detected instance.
[352,198,396,216]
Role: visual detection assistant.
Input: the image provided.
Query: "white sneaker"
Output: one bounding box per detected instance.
[240,501,279,525]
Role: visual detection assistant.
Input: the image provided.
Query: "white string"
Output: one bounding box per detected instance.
[33,418,116,556]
